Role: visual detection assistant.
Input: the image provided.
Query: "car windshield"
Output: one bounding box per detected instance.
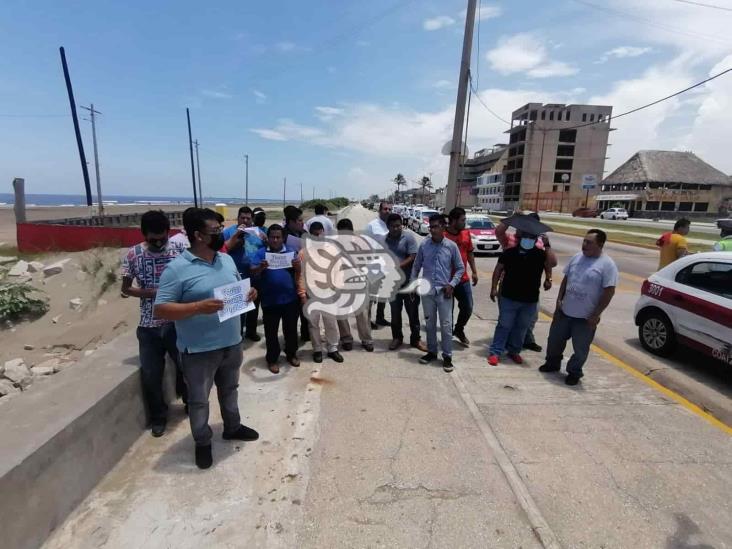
[466,219,494,229]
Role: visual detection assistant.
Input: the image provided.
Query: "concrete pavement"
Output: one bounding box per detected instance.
[42,205,732,548]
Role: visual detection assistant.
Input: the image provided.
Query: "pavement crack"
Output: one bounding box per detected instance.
[360,483,478,506]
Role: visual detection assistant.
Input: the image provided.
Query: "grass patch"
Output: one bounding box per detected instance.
[0,268,49,323]
[540,216,716,243]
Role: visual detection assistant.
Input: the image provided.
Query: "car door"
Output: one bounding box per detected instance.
[671,260,732,361]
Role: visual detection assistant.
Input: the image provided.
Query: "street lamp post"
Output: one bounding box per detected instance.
[559,173,569,213]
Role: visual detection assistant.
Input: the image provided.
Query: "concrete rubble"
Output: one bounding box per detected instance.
[0,256,18,265]
[69,298,83,311]
[43,259,70,278]
[8,260,29,277]
[31,366,56,376]
[0,380,19,397]
[27,261,46,273]
[2,359,32,387]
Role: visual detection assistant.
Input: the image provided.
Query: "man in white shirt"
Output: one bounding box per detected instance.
[304,203,336,235]
[365,201,392,328]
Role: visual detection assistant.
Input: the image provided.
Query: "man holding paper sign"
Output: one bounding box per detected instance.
[154,208,259,470]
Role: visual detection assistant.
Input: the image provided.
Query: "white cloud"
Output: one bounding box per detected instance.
[250,128,287,141]
[253,90,267,104]
[275,41,297,52]
[432,79,456,90]
[596,46,652,64]
[459,4,502,21]
[485,33,578,78]
[201,89,232,99]
[423,16,456,31]
[315,106,344,121]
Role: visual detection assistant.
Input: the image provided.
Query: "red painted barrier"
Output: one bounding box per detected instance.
[17,223,182,253]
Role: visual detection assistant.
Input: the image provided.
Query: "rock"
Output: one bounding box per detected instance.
[0,380,20,397]
[54,361,74,372]
[0,256,18,264]
[69,298,83,311]
[24,344,34,351]
[35,358,60,371]
[84,350,94,357]
[43,259,70,278]
[31,366,55,376]
[27,261,45,273]
[8,260,29,277]
[52,315,62,324]
[3,359,31,385]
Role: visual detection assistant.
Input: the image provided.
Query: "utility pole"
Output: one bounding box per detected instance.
[59,47,93,209]
[300,182,303,204]
[312,186,315,200]
[186,108,198,207]
[283,177,287,206]
[194,139,203,206]
[80,104,104,216]
[445,0,477,212]
[244,154,249,206]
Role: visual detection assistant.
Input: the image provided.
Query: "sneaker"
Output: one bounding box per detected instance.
[195,444,213,469]
[419,352,437,364]
[362,343,374,352]
[411,340,428,352]
[313,352,323,363]
[151,422,166,438]
[376,318,391,327]
[342,342,353,352]
[539,363,561,372]
[443,356,454,372]
[327,351,344,363]
[389,338,403,350]
[245,333,262,342]
[523,342,542,352]
[565,373,583,386]
[287,355,301,367]
[487,355,499,366]
[454,331,470,347]
[223,424,259,441]
[507,353,523,365]
[268,363,280,374]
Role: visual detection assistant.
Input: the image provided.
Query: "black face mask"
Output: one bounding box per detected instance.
[146,239,167,253]
[208,233,225,251]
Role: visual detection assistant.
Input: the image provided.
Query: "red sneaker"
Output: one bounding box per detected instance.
[507,353,523,364]
[487,355,499,366]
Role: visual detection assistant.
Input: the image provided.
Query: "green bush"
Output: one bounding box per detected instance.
[300,197,350,211]
[0,276,49,322]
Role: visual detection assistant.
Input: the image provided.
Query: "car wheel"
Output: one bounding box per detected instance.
[638,310,676,357]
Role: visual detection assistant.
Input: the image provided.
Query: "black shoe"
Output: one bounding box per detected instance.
[328,351,344,363]
[245,332,261,342]
[524,342,543,352]
[370,321,379,330]
[195,444,213,469]
[442,355,454,372]
[342,342,353,351]
[539,363,561,373]
[151,422,166,438]
[454,331,470,347]
[419,352,437,364]
[362,343,374,352]
[223,424,260,441]
[313,351,323,363]
[565,373,583,386]
[376,318,391,327]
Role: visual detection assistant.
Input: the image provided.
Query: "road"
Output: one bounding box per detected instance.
[540,211,722,234]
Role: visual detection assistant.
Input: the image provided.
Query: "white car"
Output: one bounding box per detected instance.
[411,208,439,235]
[465,216,501,254]
[634,252,732,365]
[600,207,629,220]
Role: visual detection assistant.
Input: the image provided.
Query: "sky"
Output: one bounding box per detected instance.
[1,0,731,201]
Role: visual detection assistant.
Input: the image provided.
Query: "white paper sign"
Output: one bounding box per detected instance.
[242,227,261,236]
[214,278,255,323]
[265,251,295,270]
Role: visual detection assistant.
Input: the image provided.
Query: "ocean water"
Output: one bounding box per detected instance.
[0,193,281,207]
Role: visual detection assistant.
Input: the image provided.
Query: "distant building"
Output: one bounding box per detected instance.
[456,145,509,208]
[475,173,509,211]
[596,150,732,218]
[505,103,612,212]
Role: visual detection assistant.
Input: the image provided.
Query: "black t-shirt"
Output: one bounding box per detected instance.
[498,246,547,303]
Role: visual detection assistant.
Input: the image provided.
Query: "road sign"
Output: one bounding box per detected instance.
[582,174,598,190]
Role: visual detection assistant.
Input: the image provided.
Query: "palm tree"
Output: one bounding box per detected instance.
[393,173,407,203]
[416,175,434,205]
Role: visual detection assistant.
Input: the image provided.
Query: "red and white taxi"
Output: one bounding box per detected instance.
[634,252,732,365]
[465,215,501,254]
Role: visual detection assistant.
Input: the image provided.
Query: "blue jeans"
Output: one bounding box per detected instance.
[452,280,473,334]
[544,309,596,375]
[422,290,453,358]
[489,297,537,356]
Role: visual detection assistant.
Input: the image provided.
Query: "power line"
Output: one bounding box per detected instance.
[673,0,732,12]
[468,74,511,125]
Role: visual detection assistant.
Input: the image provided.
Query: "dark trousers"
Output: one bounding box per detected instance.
[263,300,300,363]
[452,280,474,333]
[376,301,387,322]
[299,303,310,340]
[544,310,596,375]
[136,324,187,425]
[242,293,261,337]
[390,293,421,344]
[180,344,242,446]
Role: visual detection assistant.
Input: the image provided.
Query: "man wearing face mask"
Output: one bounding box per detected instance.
[487,230,557,366]
[154,208,260,469]
[121,210,188,438]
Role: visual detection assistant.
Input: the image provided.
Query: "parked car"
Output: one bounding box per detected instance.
[572,207,599,218]
[411,208,439,235]
[465,216,501,254]
[599,207,628,220]
[634,252,732,364]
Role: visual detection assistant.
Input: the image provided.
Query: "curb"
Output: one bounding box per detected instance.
[551,229,659,251]
[538,305,732,429]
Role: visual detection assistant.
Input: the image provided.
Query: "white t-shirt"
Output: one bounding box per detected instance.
[169,231,190,248]
[305,215,335,235]
[561,252,618,319]
[366,217,388,238]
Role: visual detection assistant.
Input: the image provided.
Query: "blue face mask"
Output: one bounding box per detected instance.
[519,237,536,250]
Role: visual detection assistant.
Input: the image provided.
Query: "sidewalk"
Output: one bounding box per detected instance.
[43,313,732,548]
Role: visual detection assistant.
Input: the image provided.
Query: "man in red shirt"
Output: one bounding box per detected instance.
[445,207,478,346]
